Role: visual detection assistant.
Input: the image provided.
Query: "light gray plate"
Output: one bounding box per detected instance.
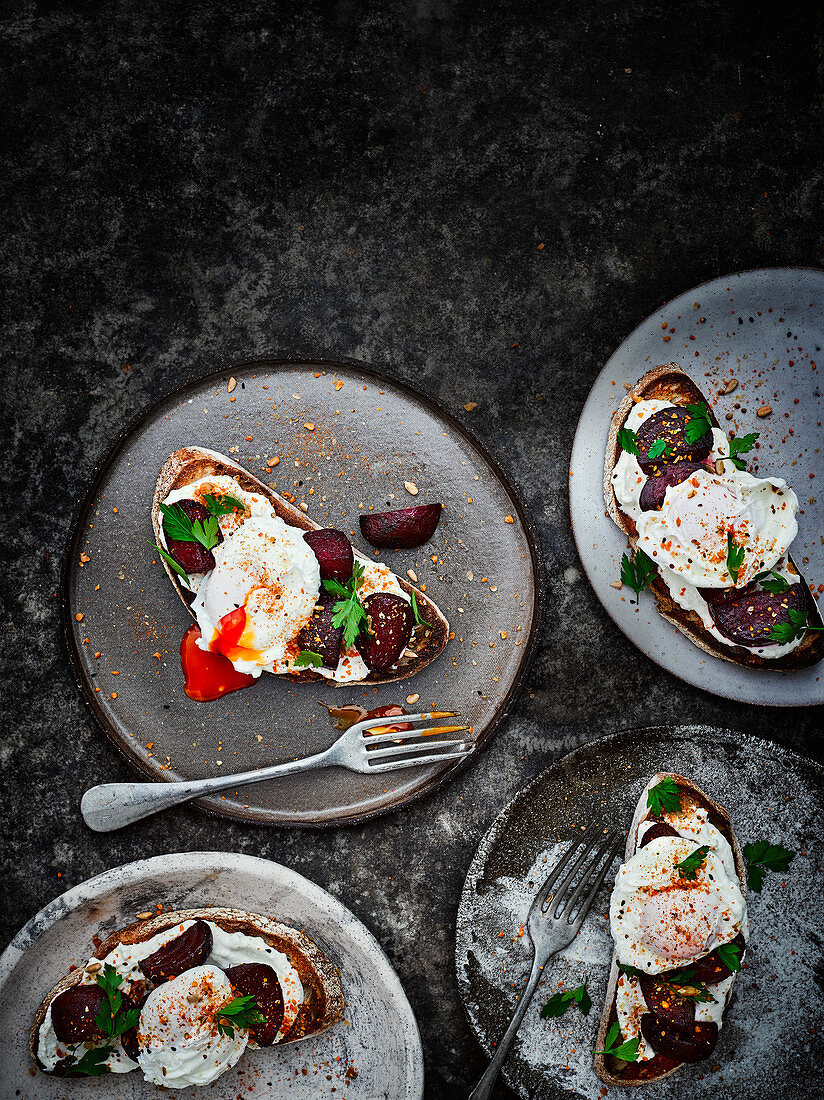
[0,852,423,1099]
[570,268,824,704]
[456,726,824,1100]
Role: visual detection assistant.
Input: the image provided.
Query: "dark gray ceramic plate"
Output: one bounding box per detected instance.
[0,852,423,1098]
[456,726,824,1100]
[63,358,542,825]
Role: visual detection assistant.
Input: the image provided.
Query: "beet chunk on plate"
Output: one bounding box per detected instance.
[639,462,704,511]
[163,499,222,574]
[50,985,108,1044]
[640,1013,718,1062]
[139,920,213,984]
[683,932,746,984]
[356,593,414,672]
[708,584,807,646]
[359,504,442,549]
[303,528,354,583]
[224,962,285,1046]
[296,591,344,670]
[639,822,681,847]
[638,975,696,1032]
[636,407,712,469]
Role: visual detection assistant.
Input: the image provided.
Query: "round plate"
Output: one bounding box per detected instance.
[0,852,423,1098]
[456,726,824,1100]
[63,358,542,825]
[570,268,824,705]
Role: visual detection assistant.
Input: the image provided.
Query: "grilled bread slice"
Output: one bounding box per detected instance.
[153,446,449,684]
[594,773,747,1086]
[603,363,824,669]
[31,906,344,1073]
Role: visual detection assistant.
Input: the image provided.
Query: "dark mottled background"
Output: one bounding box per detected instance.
[2,2,823,1097]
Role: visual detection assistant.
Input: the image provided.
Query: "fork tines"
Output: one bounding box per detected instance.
[361,712,474,771]
[534,827,623,925]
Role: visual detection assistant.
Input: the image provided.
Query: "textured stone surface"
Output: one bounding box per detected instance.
[2,3,823,1097]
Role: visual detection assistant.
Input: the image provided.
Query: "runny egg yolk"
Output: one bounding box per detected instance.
[640,883,716,960]
[211,603,263,664]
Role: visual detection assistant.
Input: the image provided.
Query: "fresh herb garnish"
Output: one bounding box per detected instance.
[159,502,220,551]
[743,840,796,892]
[753,569,789,595]
[617,427,639,456]
[323,561,367,648]
[768,609,824,645]
[540,981,592,1019]
[149,541,191,587]
[62,964,140,1077]
[684,402,712,444]
[726,532,745,584]
[659,969,715,1003]
[294,649,323,668]
[410,590,430,629]
[720,432,759,471]
[620,549,657,603]
[646,777,682,816]
[675,844,710,881]
[647,437,673,461]
[617,963,645,979]
[593,1020,641,1063]
[202,492,245,516]
[62,1046,113,1077]
[716,942,743,972]
[216,994,266,1039]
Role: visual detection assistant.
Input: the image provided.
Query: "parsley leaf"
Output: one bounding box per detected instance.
[675,844,710,881]
[149,541,191,587]
[768,609,824,645]
[658,969,716,1003]
[646,776,682,816]
[726,532,745,584]
[684,402,712,444]
[216,994,266,1039]
[159,502,220,550]
[202,492,245,516]
[62,1046,114,1076]
[94,964,140,1041]
[323,561,367,649]
[617,427,639,456]
[593,1020,640,1062]
[647,437,673,461]
[722,432,759,470]
[540,981,592,1019]
[410,590,430,629]
[753,569,789,595]
[617,963,645,979]
[716,942,742,972]
[294,649,322,668]
[743,840,796,891]
[620,549,657,603]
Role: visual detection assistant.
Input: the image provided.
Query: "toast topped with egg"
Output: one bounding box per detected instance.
[604,364,824,669]
[31,907,344,1086]
[594,774,748,1086]
[153,446,449,688]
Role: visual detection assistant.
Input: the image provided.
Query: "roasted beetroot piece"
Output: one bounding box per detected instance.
[118,992,145,1061]
[639,462,703,511]
[296,592,344,670]
[356,593,414,672]
[224,963,284,1047]
[682,933,746,984]
[163,499,222,574]
[50,985,107,1043]
[640,1013,718,1062]
[359,503,442,549]
[303,528,354,583]
[639,822,681,848]
[699,583,756,607]
[138,920,213,985]
[708,584,807,647]
[636,407,712,469]
[638,975,696,1032]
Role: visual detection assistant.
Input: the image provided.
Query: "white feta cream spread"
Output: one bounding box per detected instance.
[611,399,805,658]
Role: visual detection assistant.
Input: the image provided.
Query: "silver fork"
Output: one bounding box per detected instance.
[80,712,471,832]
[468,827,622,1100]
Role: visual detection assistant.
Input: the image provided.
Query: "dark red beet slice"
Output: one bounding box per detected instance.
[118,992,145,1061]
[51,985,107,1043]
[138,920,213,985]
[699,582,756,607]
[639,822,681,848]
[303,528,354,583]
[224,963,284,1047]
[639,462,703,511]
[638,975,696,1031]
[296,592,344,670]
[640,1013,718,1062]
[671,933,746,984]
[359,503,442,549]
[708,584,806,647]
[636,407,712,469]
[356,593,414,671]
[163,499,222,574]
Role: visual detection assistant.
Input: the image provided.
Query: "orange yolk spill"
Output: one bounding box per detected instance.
[210,605,264,665]
[180,624,255,701]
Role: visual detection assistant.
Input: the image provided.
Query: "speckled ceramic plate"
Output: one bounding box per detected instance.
[455,725,824,1100]
[0,852,423,1098]
[570,268,824,704]
[63,358,542,825]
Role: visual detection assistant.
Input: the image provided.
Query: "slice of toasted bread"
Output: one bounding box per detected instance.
[152,446,449,684]
[594,773,747,1086]
[31,907,345,1072]
[603,363,824,669]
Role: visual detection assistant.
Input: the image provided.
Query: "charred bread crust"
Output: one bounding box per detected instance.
[594,773,747,1087]
[603,364,824,670]
[31,907,345,1071]
[152,446,449,684]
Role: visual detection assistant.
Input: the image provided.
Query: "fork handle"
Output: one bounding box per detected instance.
[80,749,335,832]
[468,954,548,1100]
